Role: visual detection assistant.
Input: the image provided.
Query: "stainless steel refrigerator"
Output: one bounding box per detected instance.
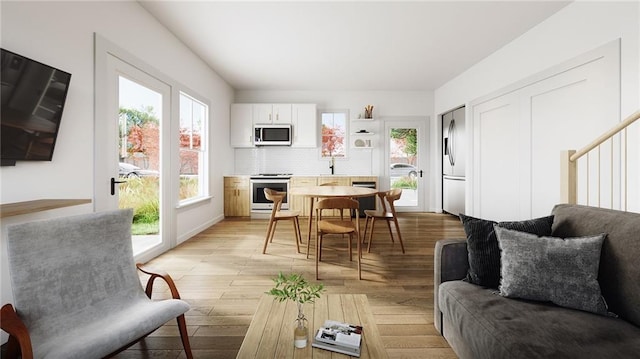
[442,107,466,215]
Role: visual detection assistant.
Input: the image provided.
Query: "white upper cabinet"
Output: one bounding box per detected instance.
[230,103,317,148]
[230,104,254,147]
[253,104,292,124]
[291,104,317,148]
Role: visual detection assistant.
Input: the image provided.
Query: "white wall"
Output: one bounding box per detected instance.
[234,90,433,193]
[0,1,234,312]
[433,1,640,215]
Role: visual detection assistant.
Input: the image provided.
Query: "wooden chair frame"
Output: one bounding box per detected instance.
[263,188,302,254]
[363,188,405,253]
[314,197,362,280]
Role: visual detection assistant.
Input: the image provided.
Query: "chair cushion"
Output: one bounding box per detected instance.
[33,294,190,359]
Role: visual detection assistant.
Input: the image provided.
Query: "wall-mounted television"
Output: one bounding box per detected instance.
[1,48,72,166]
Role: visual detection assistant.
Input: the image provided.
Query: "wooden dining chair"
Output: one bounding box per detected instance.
[263,188,302,254]
[313,197,362,280]
[363,188,405,253]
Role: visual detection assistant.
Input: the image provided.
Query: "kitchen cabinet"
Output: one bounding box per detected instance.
[224,176,250,217]
[253,104,292,124]
[223,175,378,218]
[289,177,317,216]
[231,103,317,148]
[230,104,254,147]
[291,104,317,148]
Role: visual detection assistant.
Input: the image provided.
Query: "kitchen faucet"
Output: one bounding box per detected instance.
[329,156,335,175]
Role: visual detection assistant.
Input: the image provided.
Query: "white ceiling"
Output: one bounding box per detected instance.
[139,1,571,91]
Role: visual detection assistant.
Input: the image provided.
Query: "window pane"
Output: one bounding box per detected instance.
[321,111,347,157]
[179,92,208,202]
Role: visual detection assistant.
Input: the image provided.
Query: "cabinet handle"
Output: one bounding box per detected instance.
[269,114,272,122]
[276,113,279,121]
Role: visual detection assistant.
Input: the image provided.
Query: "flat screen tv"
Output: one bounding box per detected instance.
[1,48,71,165]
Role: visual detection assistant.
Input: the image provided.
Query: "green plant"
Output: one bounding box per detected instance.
[266,272,324,304]
[391,177,417,190]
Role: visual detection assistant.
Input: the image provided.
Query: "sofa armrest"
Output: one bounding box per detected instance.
[434,238,469,335]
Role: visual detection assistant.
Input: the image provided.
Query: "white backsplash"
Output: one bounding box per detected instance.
[234,147,377,176]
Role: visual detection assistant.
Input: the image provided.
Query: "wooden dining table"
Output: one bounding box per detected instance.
[288,185,378,250]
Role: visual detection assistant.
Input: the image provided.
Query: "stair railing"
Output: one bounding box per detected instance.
[561,110,640,210]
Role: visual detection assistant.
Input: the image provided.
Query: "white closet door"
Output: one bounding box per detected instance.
[469,40,620,221]
[471,93,523,221]
[525,51,619,216]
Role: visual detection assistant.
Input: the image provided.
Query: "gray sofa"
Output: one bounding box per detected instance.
[434,204,640,358]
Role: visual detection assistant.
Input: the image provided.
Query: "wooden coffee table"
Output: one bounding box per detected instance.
[237,294,388,358]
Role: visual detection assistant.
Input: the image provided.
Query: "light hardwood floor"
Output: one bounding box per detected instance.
[117,212,465,359]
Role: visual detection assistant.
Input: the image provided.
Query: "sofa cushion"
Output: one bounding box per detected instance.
[495,226,608,315]
[459,214,554,288]
[552,204,640,327]
[439,280,640,359]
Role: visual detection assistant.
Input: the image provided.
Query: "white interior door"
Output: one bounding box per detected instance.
[469,40,620,220]
[95,45,172,262]
[384,118,428,212]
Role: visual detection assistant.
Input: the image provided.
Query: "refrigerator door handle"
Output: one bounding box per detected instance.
[448,120,456,167]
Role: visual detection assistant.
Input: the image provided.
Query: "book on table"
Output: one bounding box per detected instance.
[311,320,363,357]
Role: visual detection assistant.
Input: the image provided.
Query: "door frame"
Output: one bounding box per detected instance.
[381,116,430,212]
[94,34,177,263]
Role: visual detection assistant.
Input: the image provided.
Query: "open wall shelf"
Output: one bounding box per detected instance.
[1,199,91,218]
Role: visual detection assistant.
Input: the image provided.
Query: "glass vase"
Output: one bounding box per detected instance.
[294,302,308,348]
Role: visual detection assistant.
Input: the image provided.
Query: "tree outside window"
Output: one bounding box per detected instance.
[321,111,347,158]
[179,93,208,202]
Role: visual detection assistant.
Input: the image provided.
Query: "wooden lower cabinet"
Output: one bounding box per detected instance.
[223,176,378,218]
[224,176,250,217]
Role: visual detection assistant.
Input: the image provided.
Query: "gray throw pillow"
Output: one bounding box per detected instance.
[495,226,608,315]
[459,214,554,289]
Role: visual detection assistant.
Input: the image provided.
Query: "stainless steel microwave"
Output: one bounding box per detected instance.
[254,124,292,146]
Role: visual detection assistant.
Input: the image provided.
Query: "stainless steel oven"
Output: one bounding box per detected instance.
[250,174,291,211]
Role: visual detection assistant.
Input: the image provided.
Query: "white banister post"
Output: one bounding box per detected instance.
[560,150,577,204]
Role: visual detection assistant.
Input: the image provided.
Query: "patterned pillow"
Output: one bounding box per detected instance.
[459,214,554,288]
[494,226,608,315]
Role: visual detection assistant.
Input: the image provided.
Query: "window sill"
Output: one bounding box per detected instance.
[176,195,212,209]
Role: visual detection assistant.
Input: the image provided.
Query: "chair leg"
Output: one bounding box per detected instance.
[292,218,301,253]
[385,219,394,242]
[393,217,405,254]
[297,217,304,244]
[316,233,321,280]
[318,235,323,261]
[262,219,275,254]
[363,216,371,244]
[306,229,312,259]
[176,314,193,359]
[270,221,279,243]
[348,232,353,262]
[367,218,377,253]
[356,231,362,280]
